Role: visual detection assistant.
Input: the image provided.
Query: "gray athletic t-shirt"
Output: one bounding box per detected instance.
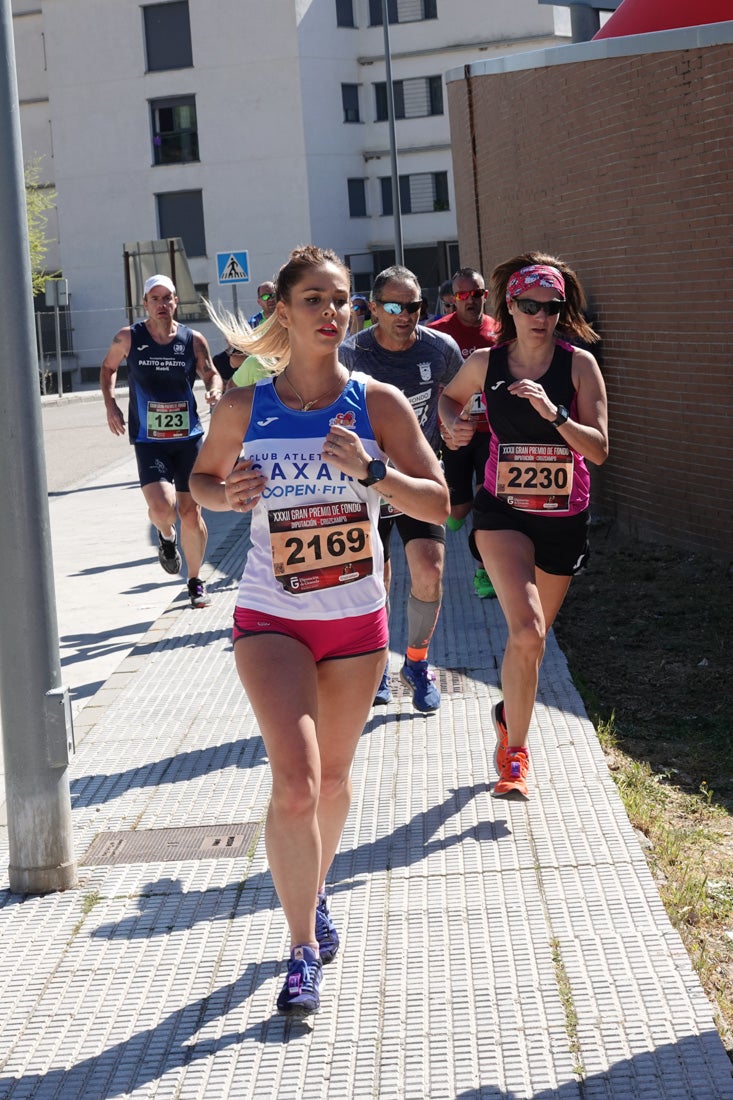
[340,325,463,453]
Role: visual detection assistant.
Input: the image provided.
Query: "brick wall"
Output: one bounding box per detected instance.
[448,43,733,560]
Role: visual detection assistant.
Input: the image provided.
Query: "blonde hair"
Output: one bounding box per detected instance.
[206,244,350,373]
[204,308,280,371]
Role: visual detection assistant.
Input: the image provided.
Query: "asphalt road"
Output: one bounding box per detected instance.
[41,392,140,493]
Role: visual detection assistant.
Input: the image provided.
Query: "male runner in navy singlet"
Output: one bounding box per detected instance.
[100,274,222,607]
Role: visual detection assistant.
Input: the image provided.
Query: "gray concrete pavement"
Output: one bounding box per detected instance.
[0,392,231,825]
[0,393,731,1097]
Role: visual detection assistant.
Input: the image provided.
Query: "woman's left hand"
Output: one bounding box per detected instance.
[322,423,370,480]
[507,379,558,422]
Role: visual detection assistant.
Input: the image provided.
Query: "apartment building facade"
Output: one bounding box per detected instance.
[12,0,560,385]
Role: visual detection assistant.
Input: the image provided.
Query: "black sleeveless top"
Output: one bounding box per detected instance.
[481,339,590,515]
[482,339,576,445]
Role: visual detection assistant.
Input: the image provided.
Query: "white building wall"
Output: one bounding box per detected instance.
[12,0,561,381]
[299,0,558,265]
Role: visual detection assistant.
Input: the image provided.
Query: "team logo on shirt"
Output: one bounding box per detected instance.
[330,411,356,429]
[174,343,185,354]
[419,362,432,383]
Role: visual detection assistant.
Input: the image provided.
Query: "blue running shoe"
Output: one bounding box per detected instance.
[400,658,441,713]
[373,667,392,705]
[315,895,339,964]
[276,944,322,1018]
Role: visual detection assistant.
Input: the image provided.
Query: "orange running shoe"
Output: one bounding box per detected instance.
[493,747,530,799]
[491,701,509,776]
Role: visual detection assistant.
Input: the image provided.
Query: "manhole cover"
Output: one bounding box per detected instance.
[392,667,476,697]
[81,823,261,866]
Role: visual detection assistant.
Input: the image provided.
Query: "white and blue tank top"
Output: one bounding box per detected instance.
[237,371,388,620]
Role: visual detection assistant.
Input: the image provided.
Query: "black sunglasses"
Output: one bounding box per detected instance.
[376,300,422,315]
[514,298,564,316]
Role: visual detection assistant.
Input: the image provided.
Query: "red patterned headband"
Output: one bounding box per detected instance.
[506,264,565,304]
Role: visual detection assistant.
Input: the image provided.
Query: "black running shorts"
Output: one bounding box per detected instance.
[469,487,590,577]
[441,432,490,507]
[378,512,446,564]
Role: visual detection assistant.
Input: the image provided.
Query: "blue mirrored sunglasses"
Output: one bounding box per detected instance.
[375,300,422,316]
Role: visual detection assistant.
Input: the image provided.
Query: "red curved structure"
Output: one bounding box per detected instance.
[593,0,732,39]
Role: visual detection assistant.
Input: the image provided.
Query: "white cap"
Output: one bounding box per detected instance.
[143,274,176,297]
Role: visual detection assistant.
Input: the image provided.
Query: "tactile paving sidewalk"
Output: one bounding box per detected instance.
[0,519,731,1099]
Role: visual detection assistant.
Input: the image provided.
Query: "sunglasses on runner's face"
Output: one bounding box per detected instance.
[513,298,564,316]
[454,289,486,301]
[260,292,275,301]
[376,300,422,315]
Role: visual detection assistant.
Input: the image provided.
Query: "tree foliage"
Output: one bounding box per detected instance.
[25,156,58,295]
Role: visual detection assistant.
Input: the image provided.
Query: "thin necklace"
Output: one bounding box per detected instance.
[281,368,346,412]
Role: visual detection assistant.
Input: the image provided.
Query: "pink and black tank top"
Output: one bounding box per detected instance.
[482,340,590,516]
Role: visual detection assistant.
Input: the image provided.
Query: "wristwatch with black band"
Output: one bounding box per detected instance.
[358,459,387,487]
[552,404,569,427]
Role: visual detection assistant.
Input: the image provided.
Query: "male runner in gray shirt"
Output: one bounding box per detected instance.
[340,265,462,712]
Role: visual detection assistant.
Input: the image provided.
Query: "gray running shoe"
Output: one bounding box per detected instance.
[187,578,211,608]
[157,531,181,575]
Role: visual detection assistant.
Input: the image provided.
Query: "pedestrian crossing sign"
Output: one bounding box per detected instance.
[216,250,250,285]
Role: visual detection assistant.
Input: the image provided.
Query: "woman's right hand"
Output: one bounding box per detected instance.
[446,412,477,449]
[438,350,490,450]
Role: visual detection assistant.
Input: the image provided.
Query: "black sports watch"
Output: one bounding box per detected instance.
[358,459,387,487]
[552,405,569,427]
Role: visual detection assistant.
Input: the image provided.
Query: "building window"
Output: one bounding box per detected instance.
[369,0,437,25]
[380,172,449,215]
[375,76,443,121]
[156,190,206,257]
[336,0,355,26]
[348,178,367,217]
[150,96,199,164]
[143,2,193,72]
[341,84,361,124]
[380,177,392,216]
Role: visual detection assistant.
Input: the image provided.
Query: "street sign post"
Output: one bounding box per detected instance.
[217,251,250,314]
[45,278,69,396]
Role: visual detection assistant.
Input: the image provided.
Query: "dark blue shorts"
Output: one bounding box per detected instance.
[134,436,203,493]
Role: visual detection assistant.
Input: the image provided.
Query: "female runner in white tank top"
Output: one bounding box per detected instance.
[190,246,449,1019]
